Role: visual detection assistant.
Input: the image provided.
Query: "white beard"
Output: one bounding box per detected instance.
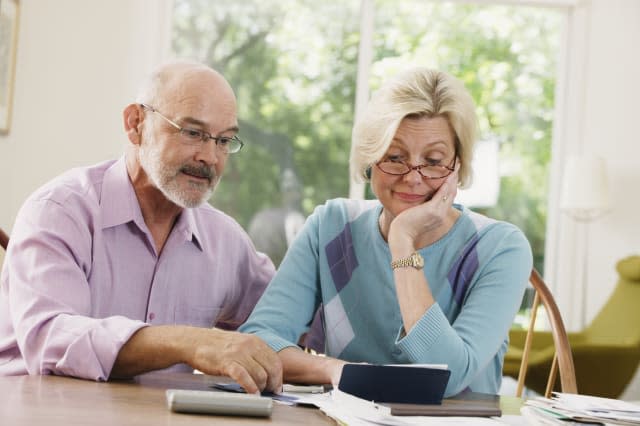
[138,141,215,208]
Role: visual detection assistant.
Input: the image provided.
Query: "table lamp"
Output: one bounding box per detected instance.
[559,153,611,328]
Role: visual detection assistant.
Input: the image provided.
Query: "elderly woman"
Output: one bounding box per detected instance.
[240,67,532,396]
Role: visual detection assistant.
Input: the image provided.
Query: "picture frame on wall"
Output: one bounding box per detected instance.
[0,0,20,134]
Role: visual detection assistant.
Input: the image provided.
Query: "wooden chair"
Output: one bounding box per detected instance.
[505,268,578,398]
[507,257,640,398]
[0,227,8,251]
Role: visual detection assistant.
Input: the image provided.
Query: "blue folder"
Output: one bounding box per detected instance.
[337,364,451,405]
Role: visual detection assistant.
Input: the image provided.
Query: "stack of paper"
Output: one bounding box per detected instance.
[523,392,640,425]
[315,388,509,425]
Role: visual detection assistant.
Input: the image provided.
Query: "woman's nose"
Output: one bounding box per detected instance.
[403,167,424,184]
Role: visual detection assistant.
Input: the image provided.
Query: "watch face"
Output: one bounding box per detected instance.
[413,253,424,268]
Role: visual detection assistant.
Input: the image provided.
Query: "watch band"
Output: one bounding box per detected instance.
[390,252,424,270]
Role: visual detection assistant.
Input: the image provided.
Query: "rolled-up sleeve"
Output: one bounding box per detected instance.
[8,198,146,380]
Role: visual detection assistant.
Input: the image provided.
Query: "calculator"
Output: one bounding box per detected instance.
[166,389,273,417]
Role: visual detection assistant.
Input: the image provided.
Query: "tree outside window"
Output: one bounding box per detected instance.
[171,0,561,273]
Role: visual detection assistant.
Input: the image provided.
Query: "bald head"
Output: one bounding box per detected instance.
[136,61,236,113]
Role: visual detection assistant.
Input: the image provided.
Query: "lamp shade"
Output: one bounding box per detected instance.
[560,154,611,222]
[456,138,500,208]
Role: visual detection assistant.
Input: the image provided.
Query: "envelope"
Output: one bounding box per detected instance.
[337,364,451,405]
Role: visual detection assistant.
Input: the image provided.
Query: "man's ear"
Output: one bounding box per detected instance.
[123,104,143,145]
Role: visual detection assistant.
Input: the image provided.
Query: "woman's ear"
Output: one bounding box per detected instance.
[123,104,142,145]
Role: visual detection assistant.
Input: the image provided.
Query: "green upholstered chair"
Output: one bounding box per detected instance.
[504,255,640,398]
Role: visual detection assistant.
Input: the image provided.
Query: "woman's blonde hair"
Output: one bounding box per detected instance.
[350,67,477,188]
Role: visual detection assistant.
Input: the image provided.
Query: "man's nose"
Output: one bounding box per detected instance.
[194,140,220,165]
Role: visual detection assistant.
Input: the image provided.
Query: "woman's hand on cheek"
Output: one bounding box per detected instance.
[438,162,459,205]
[389,166,459,245]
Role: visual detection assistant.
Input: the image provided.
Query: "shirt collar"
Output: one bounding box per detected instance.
[172,205,204,251]
[100,156,204,251]
[100,157,141,229]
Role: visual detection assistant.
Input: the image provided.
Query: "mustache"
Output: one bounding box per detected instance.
[180,164,215,181]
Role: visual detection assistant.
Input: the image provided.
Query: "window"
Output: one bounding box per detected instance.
[172,0,359,265]
[171,0,562,271]
[364,1,562,273]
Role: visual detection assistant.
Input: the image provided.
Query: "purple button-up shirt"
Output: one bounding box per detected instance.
[0,157,275,380]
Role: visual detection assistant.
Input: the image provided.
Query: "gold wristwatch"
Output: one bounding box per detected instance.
[390,252,424,270]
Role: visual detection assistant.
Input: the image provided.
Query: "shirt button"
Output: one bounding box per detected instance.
[148,312,155,321]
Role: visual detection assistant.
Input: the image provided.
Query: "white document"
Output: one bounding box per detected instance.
[385,364,448,370]
[523,392,640,425]
[310,388,508,426]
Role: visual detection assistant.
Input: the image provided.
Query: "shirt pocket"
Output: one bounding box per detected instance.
[173,305,222,328]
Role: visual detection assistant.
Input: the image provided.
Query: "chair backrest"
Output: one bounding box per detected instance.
[583,256,640,345]
[516,268,578,398]
[0,228,9,251]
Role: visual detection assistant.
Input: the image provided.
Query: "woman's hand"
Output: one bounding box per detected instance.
[278,346,347,386]
[388,164,459,249]
[328,359,348,387]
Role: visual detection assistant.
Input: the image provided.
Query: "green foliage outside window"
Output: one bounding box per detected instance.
[172,0,560,272]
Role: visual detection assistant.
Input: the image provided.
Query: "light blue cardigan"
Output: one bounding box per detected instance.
[241,198,532,396]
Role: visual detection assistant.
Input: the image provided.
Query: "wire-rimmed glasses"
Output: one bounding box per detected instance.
[140,104,244,154]
[376,156,456,179]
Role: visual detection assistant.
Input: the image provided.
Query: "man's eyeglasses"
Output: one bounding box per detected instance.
[376,156,456,179]
[140,104,244,154]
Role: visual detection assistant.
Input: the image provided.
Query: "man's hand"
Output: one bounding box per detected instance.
[189,328,283,394]
[111,325,282,394]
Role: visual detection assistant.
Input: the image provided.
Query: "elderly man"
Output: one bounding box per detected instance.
[0,61,281,394]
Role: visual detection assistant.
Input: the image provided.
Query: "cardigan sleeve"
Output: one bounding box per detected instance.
[395,225,532,396]
[240,207,323,352]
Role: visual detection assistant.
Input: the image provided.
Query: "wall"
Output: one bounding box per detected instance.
[0,0,170,232]
[546,0,640,330]
[0,0,639,397]
[580,0,640,400]
[582,0,640,315]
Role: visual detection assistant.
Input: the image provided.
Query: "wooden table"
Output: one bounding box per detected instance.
[0,372,333,425]
[0,372,522,425]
